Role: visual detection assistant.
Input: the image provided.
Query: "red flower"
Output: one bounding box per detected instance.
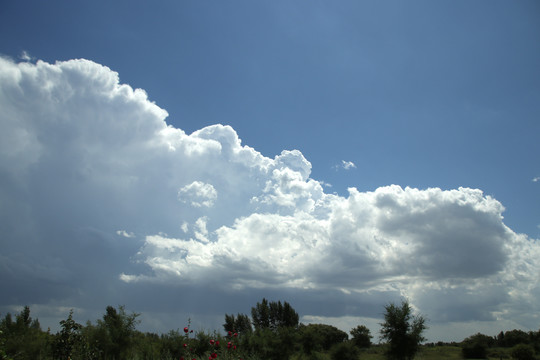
[215,340,220,346]
[211,353,218,359]
[234,332,238,337]
[209,339,215,345]
[227,342,232,349]
[184,327,189,333]
[183,343,187,348]
[228,331,232,336]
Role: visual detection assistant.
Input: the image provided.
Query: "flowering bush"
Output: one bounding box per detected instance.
[180,322,243,360]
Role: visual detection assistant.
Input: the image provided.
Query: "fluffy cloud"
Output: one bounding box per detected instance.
[178,181,218,208]
[1,57,539,340]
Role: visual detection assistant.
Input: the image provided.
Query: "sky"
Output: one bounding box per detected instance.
[0,0,539,343]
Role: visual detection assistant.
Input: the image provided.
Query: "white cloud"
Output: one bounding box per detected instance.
[341,160,356,170]
[532,177,540,182]
[1,57,539,341]
[178,181,218,208]
[116,230,135,238]
[19,50,33,62]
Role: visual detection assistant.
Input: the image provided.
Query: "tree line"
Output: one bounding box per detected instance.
[0,299,538,360]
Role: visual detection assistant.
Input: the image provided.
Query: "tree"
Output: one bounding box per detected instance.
[53,309,83,360]
[298,324,348,354]
[251,298,299,331]
[251,298,270,330]
[379,300,427,360]
[461,333,493,359]
[350,324,373,348]
[94,305,140,360]
[501,329,530,348]
[223,313,252,335]
[512,344,535,360]
[0,306,50,360]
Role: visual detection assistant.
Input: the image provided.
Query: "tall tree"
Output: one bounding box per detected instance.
[98,305,140,360]
[251,298,299,331]
[0,306,50,360]
[223,313,252,335]
[379,300,427,360]
[251,298,270,330]
[53,309,83,360]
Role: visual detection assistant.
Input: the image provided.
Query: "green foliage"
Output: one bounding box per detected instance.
[350,324,373,348]
[298,323,348,353]
[1,302,537,360]
[461,333,494,359]
[329,340,360,360]
[0,306,51,360]
[511,344,535,360]
[223,313,252,335]
[0,330,12,360]
[498,329,531,348]
[52,309,83,360]
[251,298,299,331]
[247,326,298,360]
[379,299,427,360]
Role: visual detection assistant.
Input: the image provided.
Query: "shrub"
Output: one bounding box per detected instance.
[511,344,535,360]
[462,341,487,359]
[329,341,360,360]
[461,333,494,359]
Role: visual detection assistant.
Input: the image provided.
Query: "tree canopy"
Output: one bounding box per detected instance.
[379,299,427,360]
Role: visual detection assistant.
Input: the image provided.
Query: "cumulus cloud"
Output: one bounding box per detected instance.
[178,181,218,208]
[1,57,539,340]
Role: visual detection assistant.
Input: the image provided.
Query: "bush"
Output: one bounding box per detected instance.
[461,333,494,359]
[511,344,535,360]
[462,341,487,359]
[329,341,360,360]
[299,323,348,353]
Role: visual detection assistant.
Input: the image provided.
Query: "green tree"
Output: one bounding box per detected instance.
[502,329,530,348]
[350,324,372,348]
[0,306,50,360]
[92,305,140,360]
[298,324,348,353]
[223,313,252,335]
[248,326,298,360]
[53,309,83,360]
[251,298,270,330]
[511,344,535,360]
[379,300,427,360]
[461,333,493,359]
[251,298,299,331]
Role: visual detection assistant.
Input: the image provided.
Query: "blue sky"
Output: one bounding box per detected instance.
[1,0,539,342]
